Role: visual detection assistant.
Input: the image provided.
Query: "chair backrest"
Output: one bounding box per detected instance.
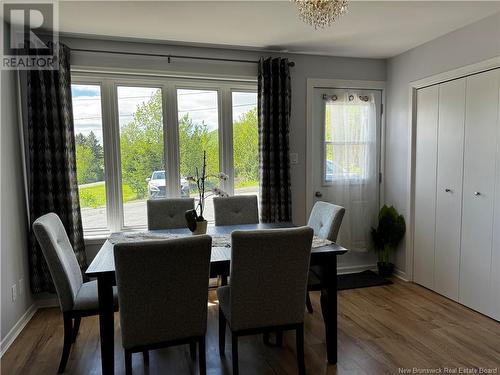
[213,195,259,226]
[229,226,313,331]
[307,201,345,242]
[114,236,212,350]
[147,198,194,230]
[32,213,83,312]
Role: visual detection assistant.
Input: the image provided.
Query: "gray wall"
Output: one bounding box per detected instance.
[385,11,500,275]
[65,36,386,269]
[1,69,34,342]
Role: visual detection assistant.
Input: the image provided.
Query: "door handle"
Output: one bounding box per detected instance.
[474,191,481,196]
[315,191,323,198]
[445,188,452,193]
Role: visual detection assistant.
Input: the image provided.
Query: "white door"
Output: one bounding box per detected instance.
[434,78,466,301]
[460,69,500,316]
[311,88,382,251]
[413,85,439,290]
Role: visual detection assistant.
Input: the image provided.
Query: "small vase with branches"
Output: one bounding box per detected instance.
[184,151,229,234]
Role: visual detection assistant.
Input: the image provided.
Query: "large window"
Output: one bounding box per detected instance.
[177,89,219,222]
[71,76,258,235]
[118,86,164,227]
[72,84,107,232]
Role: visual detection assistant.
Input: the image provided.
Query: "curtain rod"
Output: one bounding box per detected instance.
[71,48,295,67]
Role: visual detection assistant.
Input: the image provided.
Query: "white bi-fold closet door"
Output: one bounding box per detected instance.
[414,68,500,321]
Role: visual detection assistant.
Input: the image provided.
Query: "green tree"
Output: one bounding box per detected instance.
[115,90,258,198]
[75,143,97,183]
[75,131,105,184]
[85,131,104,181]
[120,90,164,198]
[233,108,258,187]
[178,114,219,191]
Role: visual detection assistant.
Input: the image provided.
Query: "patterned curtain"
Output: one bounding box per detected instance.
[26,43,87,293]
[258,57,292,222]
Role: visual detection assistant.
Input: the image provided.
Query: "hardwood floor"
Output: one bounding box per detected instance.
[2,279,499,374]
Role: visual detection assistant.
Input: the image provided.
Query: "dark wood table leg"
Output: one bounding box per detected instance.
[97,274,115,375]
[320,255,338,364]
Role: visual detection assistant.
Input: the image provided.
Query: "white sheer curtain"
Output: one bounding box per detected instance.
[323,91,378,251]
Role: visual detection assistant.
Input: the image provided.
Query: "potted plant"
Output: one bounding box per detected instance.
[184,151,229,235]
[371,205,406,277]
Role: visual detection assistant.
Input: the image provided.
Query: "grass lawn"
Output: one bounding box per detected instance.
[79,182,138,208]
[235,179,259,189]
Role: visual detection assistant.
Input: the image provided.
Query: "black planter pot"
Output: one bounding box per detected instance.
[377,262,395,278]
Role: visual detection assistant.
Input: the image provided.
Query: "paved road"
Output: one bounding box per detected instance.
[81,187,259,230]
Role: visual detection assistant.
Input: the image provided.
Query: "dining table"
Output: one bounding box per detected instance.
[86,222,348,375]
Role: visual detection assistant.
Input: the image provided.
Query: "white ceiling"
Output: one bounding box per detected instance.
[58,1,500,58]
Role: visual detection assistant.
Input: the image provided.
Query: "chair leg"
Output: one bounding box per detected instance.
[296,324,306,375]
[71,317,81,343]
[218,307,226,357]
[305,292,313,314]
[231,333,239,375]
[190,341,197,360]
[198,336,207,375]
[125,350,132,375]
[58,313,73,373]
[142,350,149,367]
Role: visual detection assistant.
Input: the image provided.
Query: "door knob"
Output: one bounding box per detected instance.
[315,191,323,198]
[474,191,481,196]
[445,188,452,193]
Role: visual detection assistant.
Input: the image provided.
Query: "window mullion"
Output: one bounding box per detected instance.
[165,82,180,198]
[220,86,233,194]
[101,79,123,232]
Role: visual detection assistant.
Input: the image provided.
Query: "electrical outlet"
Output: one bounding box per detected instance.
[19,278,24,296]
[12,284,17,302]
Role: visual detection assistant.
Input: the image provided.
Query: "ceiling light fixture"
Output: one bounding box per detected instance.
[293,0,348,29]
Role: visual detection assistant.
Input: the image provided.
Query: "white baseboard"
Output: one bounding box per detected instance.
[0,303,38,357]
[0,296,59,358]
[393,267,409,281]
[337,263,377,275]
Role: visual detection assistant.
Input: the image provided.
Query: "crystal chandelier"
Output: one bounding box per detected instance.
[293,0,348,29]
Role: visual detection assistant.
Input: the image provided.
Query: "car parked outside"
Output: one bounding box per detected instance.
[146,170,190,198]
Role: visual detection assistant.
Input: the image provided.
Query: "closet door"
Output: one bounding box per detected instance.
[414,86,439,289]
[460,69,500,316]
[434,78,466,301]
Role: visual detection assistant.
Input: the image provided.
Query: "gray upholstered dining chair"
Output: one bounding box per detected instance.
[217,227,314,375]
[213,195,259,226]
[32,213,119,373]
[114,236,212,375]
[305,201,345,313]
[146,198,194,230]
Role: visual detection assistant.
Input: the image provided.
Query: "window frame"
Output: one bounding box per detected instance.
[72,72,257,237]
